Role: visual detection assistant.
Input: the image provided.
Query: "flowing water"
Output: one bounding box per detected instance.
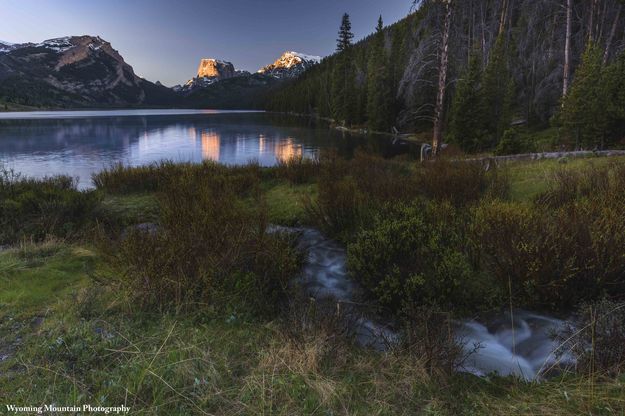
[285,226,574,380]
[0,109,407,189]
[1,109,573,379]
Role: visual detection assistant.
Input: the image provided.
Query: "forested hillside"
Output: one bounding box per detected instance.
[267,0,625,153]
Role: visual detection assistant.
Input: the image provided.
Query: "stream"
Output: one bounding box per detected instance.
[278,226,575,381]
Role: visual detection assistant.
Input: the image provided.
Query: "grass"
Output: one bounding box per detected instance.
[2,156,625,413]
[506,155,625,201]
[263,180,317,225]
[1,243,623,414]
[0,241,93,317]
[100,193,160,225]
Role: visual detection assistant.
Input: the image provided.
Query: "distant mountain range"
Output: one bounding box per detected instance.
[174,51,321,95]
[0,36,321,110]
[0,36,181,108]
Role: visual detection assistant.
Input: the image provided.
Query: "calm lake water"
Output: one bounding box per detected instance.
[0,109,403,189]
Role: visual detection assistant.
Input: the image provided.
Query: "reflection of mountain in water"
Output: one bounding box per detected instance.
[0,111,408,188]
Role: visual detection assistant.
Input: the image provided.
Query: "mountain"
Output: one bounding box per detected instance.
[197,59,235,79]
[187,73,281,109]
[258,51,321,79]
[0,35,181,108]
[174,58,252,94]
[172,51,320,106]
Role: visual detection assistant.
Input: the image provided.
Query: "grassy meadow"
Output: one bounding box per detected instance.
[1,154,625,414]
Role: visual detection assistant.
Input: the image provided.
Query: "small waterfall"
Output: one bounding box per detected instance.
[272,226,575,380]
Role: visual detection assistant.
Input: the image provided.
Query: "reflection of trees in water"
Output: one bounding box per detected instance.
[0,113,409,162]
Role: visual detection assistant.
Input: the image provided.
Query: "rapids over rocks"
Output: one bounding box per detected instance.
[274,226,575,381]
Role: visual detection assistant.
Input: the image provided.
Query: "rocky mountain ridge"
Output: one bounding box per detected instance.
[257,51,321,79]
[0,35,180,108]
[175,51,321,95]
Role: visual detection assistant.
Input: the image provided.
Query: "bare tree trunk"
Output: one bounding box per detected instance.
[589,0,599,42]
[432,0,453,156]
[603,3,622,65]
[499,0,510,36]
[563,0,573,98]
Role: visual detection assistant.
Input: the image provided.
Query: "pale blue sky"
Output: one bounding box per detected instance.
[0,0,412,86]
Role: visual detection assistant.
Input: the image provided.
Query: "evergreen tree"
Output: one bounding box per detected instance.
[480,34,514,148]
[561,43,608,148]
[449,52,485,152]
[602,53,625,145]
[337,13,355,52]
[332,13,357,124]
[366,16,393,131]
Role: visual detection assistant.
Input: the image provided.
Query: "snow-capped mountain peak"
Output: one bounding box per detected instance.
[258,51,321,79]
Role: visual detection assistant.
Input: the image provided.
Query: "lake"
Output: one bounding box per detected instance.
[0,109,403,189]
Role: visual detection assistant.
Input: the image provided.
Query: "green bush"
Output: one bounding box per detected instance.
[105,169,301,317]
[272,155,320,184]
[347,201,492,314]
[0,167,100,244]
[494,128,537,155]
[473,174,625,309]
[556,299,625,376]
[93,160,261,195]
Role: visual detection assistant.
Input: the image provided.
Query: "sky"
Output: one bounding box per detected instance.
[0,0,412,86]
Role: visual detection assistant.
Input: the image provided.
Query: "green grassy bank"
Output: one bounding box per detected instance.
[1,155,625,414]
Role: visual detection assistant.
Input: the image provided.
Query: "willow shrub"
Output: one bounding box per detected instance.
[306,153,507,242]
[0,167,100,244]
[93,160,261,195]
[347,201,495,314]
[473,163,625,309]
[106,169,301,317]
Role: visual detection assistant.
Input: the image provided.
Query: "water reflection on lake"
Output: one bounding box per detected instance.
[0,109,404,189]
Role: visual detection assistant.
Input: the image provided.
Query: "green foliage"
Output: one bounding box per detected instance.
[556,299,625,376]
[306,153,505,241]
[479,35,515,147]
[92,160,260,195]
[267,13,419,127]
[449,37,515,153]
[0,167,100,244]
[449,53,486,152]
[104,169,301,317]
[494,128,537,155]
[561,43,607,148]
[336,13,354,53]
[366,18,393,132]
[347,201,491,313]
[473,163,625,309]
[602,53,625,145]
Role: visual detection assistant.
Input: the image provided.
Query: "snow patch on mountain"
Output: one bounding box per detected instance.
[36,37,75,52]
[258,51,321,79]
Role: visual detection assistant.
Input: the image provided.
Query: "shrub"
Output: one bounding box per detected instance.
[105,169,301,317]
[555,299,625,376]
[494,128,537,156]
[0,167,100,244]
[272,155,320,184]
[416,160,498,205]
[347,201,492,314]
[93,160,262,195]
[473,185,625,308]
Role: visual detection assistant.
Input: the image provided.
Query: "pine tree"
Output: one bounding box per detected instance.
[561,43,608,148]
[337,13,354,53]
[602,52,625,145]
[332,13,357,124]
[366,16,393,131]
[480,34,514,148]
[449,52,485,152]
